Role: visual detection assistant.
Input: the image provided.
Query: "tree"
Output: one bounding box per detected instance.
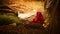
[44,0,60,34]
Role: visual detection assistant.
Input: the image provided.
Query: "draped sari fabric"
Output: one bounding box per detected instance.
[30,10,45,26]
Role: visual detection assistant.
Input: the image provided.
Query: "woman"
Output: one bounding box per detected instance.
[30,10,45,26]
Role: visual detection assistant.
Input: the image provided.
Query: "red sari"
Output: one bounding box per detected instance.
[30,11,45,26]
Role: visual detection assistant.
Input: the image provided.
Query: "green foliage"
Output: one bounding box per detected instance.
[0,14,19,26]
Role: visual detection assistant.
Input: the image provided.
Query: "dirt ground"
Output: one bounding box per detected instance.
[0,23,48,34]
